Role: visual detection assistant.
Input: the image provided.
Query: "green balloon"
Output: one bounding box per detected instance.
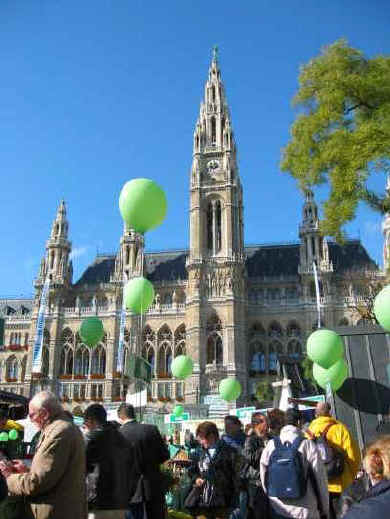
[80,317,104,348]
[0,432,8,442]
[171,355,193,379]
[307,329,343,369]
[173,405,184,417]
[374,285,390,331]
[124,277,155,314]
[313,358,348,391]
[119,178,167,233]
[219,378,242,402]
[8,429,18,440]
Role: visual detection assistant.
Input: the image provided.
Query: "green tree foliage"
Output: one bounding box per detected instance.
[255,379,274,403]
[301,356,323,393]
[281,39,390,241]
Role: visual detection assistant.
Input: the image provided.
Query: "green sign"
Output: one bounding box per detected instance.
[165,412,190,423]
[235,406,256,418]
[125,354,152,383]
[0,318,4,347]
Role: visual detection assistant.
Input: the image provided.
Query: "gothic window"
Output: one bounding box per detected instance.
[174,324,186,356]
[125,246,130,265]
[6,356,18,380]
[216,200,222,252]
[96,295,108,308]
[42,346,49,377]
[211,116,216,144]
[166,347,172,374]
[268,322,283,338]
[50,251,55,269]
[163,293,172,305]
[249,322,265,338]
[157,343,171,378]
[207,203,213,251]
[21,356,27,382]
[250,341,265,374]
[269,341,282,373]
[207,313,222,332]
[24,333,29,346]
[286,322,301,337]
[211,85,216,103]
[74,346,89,376]
[142,325,155,343]
[147,347,155,373]
[91,345,106,375]
[207,333,223,364]
[287,340,302,359]
[158,324,172,343]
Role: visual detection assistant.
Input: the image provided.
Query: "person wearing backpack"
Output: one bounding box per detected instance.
[260,408,329,519]
[307,402,361,518]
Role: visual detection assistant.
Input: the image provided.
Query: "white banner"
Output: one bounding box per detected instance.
[126,388,147,408]
[32,276,50,373]
[116,295,126,373]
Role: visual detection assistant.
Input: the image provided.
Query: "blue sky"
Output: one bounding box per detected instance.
[1,0,389,296]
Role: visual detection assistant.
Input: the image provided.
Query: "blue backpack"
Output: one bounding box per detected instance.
[267,436,307,500]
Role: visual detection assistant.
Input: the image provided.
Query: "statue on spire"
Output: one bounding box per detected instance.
[212,45,219,62]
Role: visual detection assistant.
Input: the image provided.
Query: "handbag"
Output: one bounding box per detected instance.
[183,485,202,509]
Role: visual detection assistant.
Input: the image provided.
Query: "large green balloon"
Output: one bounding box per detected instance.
[8,429,18,441]
[313,358,348,391]
[80,317,104,348]
[219,378,242,402]
[0,432,8,442]
[124,277,155,314]
[374,285,390,331]
[173,405,184,417]
[171,355,193,379]
[119,178,167,233]
[307,329,344,369]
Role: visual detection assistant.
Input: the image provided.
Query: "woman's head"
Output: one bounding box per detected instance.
[196,421,219,449]
[251,412,269,436]
[267,408,285,435]
[363,435,390,482]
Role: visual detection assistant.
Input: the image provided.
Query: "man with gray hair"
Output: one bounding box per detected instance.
[0,391,87,519]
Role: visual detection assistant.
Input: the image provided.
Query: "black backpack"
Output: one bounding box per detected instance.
[307,423,345,479]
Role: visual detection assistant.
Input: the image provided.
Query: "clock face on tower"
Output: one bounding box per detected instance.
[207,160,219,176]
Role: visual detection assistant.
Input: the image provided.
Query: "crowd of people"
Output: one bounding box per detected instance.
[0,391,388,519]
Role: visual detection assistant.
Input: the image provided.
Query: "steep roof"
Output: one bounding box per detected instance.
[72,239,377,286]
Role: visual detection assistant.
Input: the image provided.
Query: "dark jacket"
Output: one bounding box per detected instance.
[221,431,246,451]
[119,421,169,503]
[338,473,371,518]
[343,478,390,519]
[86,422,137,510]
[188,439,241,509]
[242,434,269,518]
[0,473,7,502]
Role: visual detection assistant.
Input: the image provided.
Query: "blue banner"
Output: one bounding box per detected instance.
[32,277,50,373]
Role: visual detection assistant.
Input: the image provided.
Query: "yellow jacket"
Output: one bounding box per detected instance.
[3,419,24,432]
[307,415,361,494]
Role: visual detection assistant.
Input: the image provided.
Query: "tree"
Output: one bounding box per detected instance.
[255,379,274,403]
[338,269,383,324]
[300,356,322,394]
[281,39,390,241]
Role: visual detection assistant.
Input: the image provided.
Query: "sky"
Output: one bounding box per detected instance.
[0,0,389,296]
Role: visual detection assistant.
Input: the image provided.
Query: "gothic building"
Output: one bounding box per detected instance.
[0,54,383,409]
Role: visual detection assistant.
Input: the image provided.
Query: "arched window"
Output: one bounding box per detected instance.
[166,347,172,374]
[286,322,301,338]
[158,324,172,343]
[287,340,302,359]
[216,200,222,252]
[6,356,18,380]
[211,116,216,144]
[91,345,106,375]
[268,322,283,338]
[21,356,27,381]
[174,324,186,356]
[211,85,216,103]
[147,347,155,373]
[42,346,49,377]
[250,341,265,374]
[74,346,89,376]
[207,333,223,364]
[157,343,171,378]
[269,341,282,373]
[207,202,213,251]
[60,328,74,375]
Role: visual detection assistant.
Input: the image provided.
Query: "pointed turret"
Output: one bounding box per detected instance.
[35,200,72,287]
[112,224,145,283]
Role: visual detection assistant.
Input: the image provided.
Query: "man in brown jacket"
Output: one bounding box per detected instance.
[0,391,87,519]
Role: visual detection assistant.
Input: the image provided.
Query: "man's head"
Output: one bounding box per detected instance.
[251,412,269,436]
[285,407,301,428]
[84,404,107,432]
[224,415,242,437]
[0,408,8,429]
[315,401,331,418]
[117,403,136,424]
[196,421,219,449]
[29,391,63,430]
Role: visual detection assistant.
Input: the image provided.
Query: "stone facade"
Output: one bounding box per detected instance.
[0,54,384,410]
